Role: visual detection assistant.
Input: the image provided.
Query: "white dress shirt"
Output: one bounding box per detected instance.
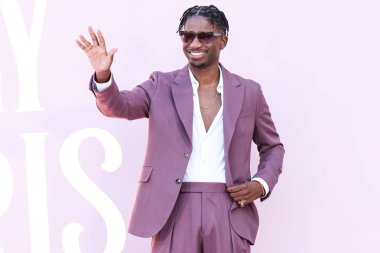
[182,67,225,182]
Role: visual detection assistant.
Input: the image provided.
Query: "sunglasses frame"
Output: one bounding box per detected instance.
[178,31,224,44]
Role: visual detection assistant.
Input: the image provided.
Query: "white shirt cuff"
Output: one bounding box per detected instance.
[93,74,113,92]
[251,177,269,198]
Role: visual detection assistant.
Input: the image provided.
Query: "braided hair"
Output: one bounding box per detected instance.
[178,5,229,36]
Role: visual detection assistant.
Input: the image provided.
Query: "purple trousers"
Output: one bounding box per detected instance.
[151,182,251,253]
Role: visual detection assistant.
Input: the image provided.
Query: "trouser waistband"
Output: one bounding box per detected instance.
[180,182,227,193]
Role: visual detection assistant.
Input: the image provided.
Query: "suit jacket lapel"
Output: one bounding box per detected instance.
[172,65,193,144]
[221,65,244,187]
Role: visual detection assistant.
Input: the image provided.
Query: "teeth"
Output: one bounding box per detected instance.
[190,52,204,56]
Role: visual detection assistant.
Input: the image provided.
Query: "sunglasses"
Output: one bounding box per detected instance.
[178,31,224,44]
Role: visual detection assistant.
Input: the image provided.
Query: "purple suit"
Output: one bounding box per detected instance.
[90,64,284,245]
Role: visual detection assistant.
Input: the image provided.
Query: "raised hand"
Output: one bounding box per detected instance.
[76,26,117,82]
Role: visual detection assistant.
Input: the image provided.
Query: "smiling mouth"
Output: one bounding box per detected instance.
[190,52,204,56]
[188,50,207,56]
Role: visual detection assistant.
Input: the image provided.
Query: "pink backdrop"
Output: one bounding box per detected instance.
[1,0,379,252]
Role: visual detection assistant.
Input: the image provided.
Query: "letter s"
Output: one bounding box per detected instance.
[59,128,126,253]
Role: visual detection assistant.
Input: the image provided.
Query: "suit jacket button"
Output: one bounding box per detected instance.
[175,179,182,184]
[184,152,191,158]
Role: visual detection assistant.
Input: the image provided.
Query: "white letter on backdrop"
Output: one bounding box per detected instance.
[21,132,50,253]
[0,152,13,217]
[0,152,14,253]
[0,0,47,111]
[60,128,126,253]
[0,70,3,112]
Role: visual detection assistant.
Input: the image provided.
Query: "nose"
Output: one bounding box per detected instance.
[189,36,202,48]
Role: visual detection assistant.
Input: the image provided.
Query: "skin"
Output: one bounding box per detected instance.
[76,19,265,206]
[75,26,116,83]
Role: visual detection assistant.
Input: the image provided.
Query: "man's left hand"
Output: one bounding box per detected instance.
[227,181,264,207]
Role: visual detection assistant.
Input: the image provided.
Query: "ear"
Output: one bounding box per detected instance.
[219,35,228,50]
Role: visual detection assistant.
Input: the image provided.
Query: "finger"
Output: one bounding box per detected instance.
[227,185,242,193]
[233,195,255,203]
[97,29,106,48]
[79,34,92,48]
[238,199,250,205]
[229,189,250,198]
[227,183,247,193]
[88,26,99,46]
[75,39,87,51]
[230,190,250,199]
[232,194,250,202]
[108,48,118,59]
[108,49,118,63]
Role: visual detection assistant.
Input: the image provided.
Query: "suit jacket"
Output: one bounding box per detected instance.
[90,64,284,245]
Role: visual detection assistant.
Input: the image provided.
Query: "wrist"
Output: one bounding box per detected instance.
[95,70,111,83]
[258,182,266,197]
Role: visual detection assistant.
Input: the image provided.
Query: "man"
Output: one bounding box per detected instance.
[76,5,284,253]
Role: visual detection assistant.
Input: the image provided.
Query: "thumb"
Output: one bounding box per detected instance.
[108,48,118,60]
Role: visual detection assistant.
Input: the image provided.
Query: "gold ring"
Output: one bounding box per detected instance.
[86,45,93,50]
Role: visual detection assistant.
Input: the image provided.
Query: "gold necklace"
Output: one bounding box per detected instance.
[200,93,219,110]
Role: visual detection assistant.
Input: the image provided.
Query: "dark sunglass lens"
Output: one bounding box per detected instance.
[197,32,214,44]
[180,31,195,43]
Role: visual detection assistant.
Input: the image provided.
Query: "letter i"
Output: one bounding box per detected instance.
[21,132,50,253]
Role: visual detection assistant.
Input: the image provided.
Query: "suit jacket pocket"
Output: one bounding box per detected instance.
[138,166,153,183]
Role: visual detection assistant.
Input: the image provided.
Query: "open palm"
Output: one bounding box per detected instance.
[76,26,117,80]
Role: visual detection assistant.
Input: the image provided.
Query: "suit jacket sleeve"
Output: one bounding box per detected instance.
[252,85,285,201]
[88,73,158,120]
